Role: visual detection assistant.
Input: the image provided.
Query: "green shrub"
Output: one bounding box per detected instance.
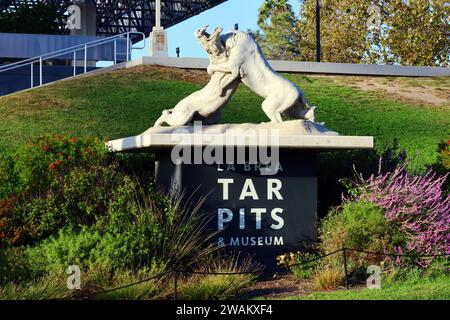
[0,135,108,197]
[60,166,124,223]
[101,176,141,234]
[0,155,16,199]
[1,164,139,246]
[25,229,134,275]
[0,135,125,246]
[320,201,402,255]
[0,135,158,247]
[13,196,67,243]
[292,252,321,280]
[0,247,32,285]
[431,141,450,195]
[25,227,160,275]
[0,135,260,300]
[24,187,217,277]
[277,251,320,280]
[340,201,391,251]
[421,257,450,280]
[436,141,450,170]
[313,200,405,288]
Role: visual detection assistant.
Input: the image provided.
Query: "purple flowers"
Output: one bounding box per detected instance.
[346,164,450,266]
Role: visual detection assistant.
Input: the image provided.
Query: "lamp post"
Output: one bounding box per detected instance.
[315,0,321,62]
[149,0,168,57]
[156,0,161,28]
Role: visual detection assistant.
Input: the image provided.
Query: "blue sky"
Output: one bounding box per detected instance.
[131,0,297,59]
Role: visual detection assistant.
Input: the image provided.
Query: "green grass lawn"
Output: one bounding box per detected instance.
[0,65,448,170]
[287,276,450,300]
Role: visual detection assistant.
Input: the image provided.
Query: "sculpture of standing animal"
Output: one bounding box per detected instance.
[205,30,316,123]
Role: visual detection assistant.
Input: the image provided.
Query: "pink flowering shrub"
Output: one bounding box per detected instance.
[345,163,450,265]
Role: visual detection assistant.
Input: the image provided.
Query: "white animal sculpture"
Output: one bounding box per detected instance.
[154,26,316,127]
[154,27,239,127]
[204,29,316,123]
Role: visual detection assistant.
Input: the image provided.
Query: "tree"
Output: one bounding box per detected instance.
[257,0,301,60]
[257,0,449,66]
[0,3,63,34]
[298,0,382,63]
[385,0,449,66]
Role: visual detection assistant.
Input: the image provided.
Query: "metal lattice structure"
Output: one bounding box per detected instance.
[0,0,228,37]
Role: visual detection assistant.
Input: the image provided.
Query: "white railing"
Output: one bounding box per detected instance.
[0,32,145,90]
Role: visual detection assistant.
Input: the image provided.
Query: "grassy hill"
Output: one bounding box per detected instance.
[0,65,448,170]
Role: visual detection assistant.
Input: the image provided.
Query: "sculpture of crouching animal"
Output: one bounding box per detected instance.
[154,72,239,126]
[154,26,239,127]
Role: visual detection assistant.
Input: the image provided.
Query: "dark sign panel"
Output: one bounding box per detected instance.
[155,148,318,265]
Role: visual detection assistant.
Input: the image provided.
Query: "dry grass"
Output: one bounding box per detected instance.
[313,266,344,290]
[0,89,77,119]
[0,273,71,300]
[329,75,450,107]
[108,64,210,85]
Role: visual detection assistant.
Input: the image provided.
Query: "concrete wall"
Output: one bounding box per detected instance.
[132,56,450,77]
